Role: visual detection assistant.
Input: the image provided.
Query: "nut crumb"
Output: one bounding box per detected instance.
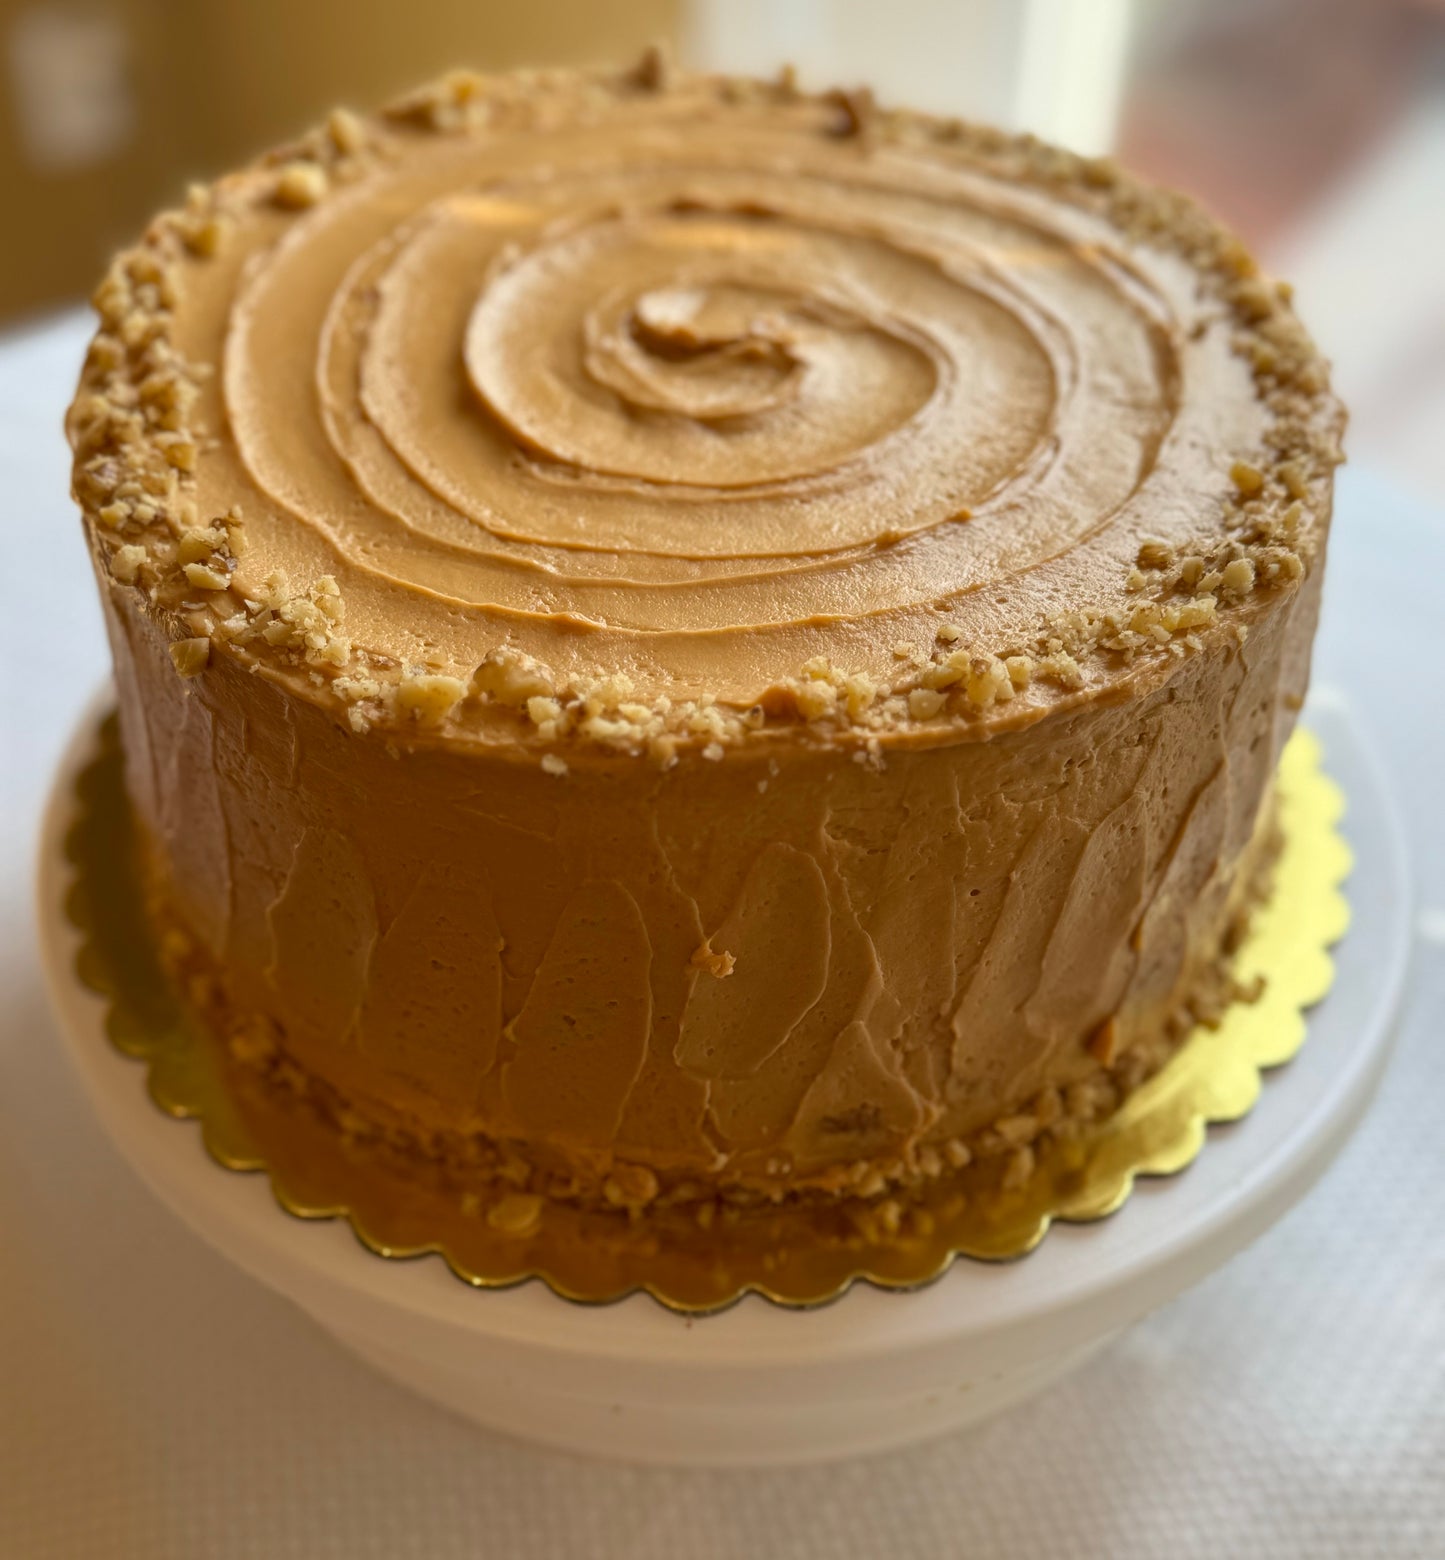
[274,162,328,209]
[1230,460,1265,497]
[795,680,838,721]
[327,107,366,155]
[1279,462,1309,501]
[183,214,228,257]
[168,638,209,678]
[690,941,736,979]
[603,1163,660,1209]
[1004,655,1033,690]
[824,84,875,138]
[486,1193,542,1236]
[111,544,146,584]
[183,561,229,591]
[394,673,465,723]
[631,42,671,92]
[1002,1145,1036,1191]
[1088,1017,1120,1065]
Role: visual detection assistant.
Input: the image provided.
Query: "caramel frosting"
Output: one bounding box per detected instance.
[71,61,1344,1214]
[71,61,1340,756]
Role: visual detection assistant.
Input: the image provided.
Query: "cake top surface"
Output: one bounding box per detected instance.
[70,54,1343,762]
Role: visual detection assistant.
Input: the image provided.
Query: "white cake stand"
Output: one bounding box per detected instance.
[37,687,1409,1466]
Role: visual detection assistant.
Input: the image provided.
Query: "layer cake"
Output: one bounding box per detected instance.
[68,58,1344,1223]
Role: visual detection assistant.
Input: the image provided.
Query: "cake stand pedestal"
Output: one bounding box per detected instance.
[37,690,1409,1466]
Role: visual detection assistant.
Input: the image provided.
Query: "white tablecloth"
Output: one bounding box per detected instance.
[2,313,1441,1559]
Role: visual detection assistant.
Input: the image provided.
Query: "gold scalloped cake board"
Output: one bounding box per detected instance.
[64,714,1349,1313]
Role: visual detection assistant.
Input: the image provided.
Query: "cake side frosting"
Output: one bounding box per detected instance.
[100,542,1317,1206]
[71,60,1343,1213]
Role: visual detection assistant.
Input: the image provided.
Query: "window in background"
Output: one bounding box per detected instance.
[1121,0,1445,502]
[685,0,1133,151]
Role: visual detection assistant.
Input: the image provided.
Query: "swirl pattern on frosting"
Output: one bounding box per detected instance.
[165,77,1274,712]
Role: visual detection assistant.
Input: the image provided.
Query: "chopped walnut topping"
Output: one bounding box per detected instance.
[221,571,352,668]
[824,84,875,138]
[964,655,1013,709]
[181,214,228,258]
[1088,1017,1120,1065]
[796,680,839,721]
[1004,655,1033,690]
[274,162,328,209]
[526,694,564,732]
[690,941,736,979]
[177,527,225,564]
[842,673,876,721]
[994,1113,1040,1147]
[907,687,947,719]
[472,648,555,708]
[1279,461,1309,501]
[1170,596,1218,631]
[183,561,229,591]
[603,1163,660,1210]
[631,42,671,92]
[160,437,196,472]
[943,1139,972,1170]
[1036,650,1084,689]
[326,107,366,156]
[1002,1145,1036,1191]
[1230,460,1265,498]
[385,68,497,133]
[110,544,147,584]
[395,673,465,724]
[168,637,210,678]
[485,1193,542,1236]
[919,652,964,691]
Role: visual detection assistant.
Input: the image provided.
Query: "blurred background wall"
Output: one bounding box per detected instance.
[0,0,680,319]
[2,0,1442,499]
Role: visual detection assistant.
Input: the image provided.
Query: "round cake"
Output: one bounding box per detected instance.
[68,57,1343,1223]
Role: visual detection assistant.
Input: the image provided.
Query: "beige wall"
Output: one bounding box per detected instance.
[0,0,676,322]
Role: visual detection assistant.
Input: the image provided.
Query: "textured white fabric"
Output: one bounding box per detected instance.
[2,314,1441,1559]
